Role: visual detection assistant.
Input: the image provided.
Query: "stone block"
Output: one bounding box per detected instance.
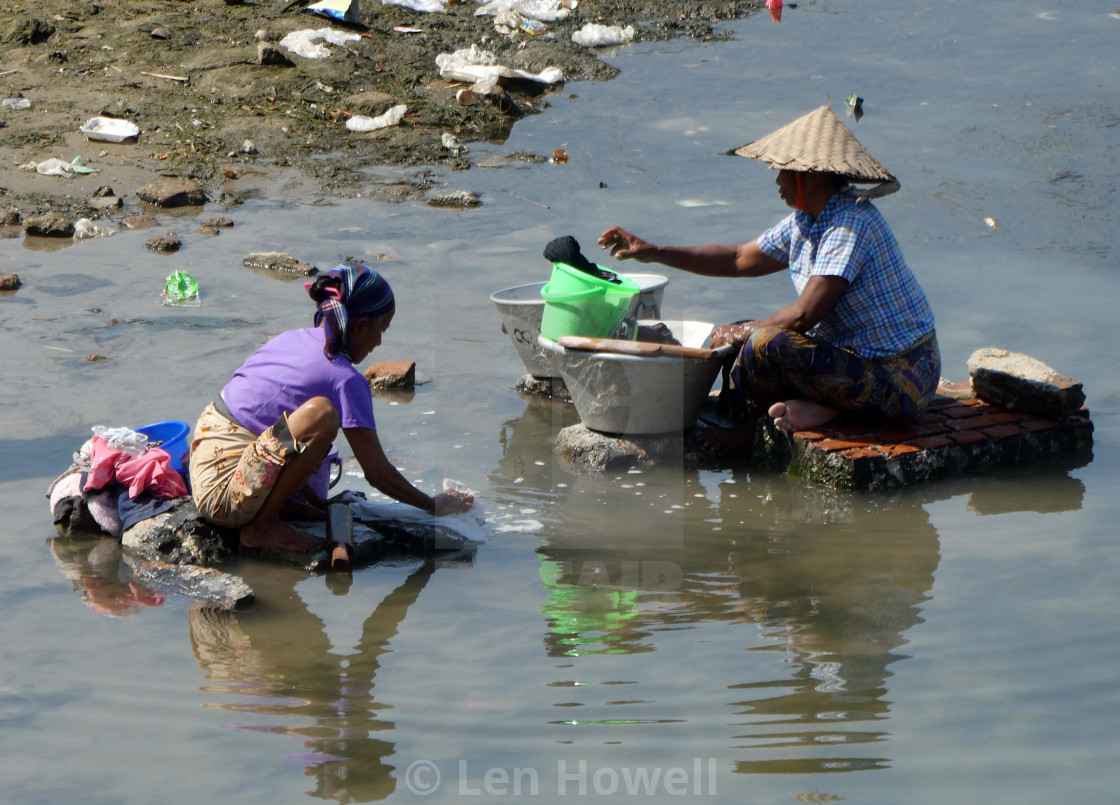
[137,178,207,208]
[555,424,688,472]
[257,41,293,67]
[146,235,181,253]
[968,347,1086,417]
[241,251,315,276]
[515,374,569,400]
[23,211,74,237]
[365,360,415,391]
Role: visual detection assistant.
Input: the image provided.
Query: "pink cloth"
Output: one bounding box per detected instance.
[84,435,188,500]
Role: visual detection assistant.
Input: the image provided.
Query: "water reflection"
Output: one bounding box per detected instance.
[534,478,932,773]
[188,560,440,803]
[490,396,579,506]
[488,397,1090,775]
[21,235,79,253]
[48,536,166,617]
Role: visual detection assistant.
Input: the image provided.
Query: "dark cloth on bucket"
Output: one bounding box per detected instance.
[543,235,621,283]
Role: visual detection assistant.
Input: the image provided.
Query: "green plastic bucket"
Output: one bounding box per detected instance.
[539,263,640,341]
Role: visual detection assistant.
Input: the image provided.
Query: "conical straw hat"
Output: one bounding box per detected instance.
[735,101,899,197]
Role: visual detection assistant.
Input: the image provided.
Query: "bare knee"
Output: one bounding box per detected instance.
[744,326,787,365]
[289,396,340,444]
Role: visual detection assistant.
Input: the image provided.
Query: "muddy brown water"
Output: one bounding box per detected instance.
[3,2,1120,803]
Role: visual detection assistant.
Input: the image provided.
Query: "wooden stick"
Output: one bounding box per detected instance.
[141,71,189,82]
[558,335,716,361]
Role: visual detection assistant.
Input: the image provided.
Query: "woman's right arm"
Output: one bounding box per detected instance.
[344,426,472,515]
[597,227,786,278]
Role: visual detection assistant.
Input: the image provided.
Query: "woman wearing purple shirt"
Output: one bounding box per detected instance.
[189,262,473,554]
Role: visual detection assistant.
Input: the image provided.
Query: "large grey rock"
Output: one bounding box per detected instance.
[121,497,237,565]
[123,557,254,610]
[146,234,181,253]
[515,374,569,400]
[23,211,74,237]
[427,190,482,209]
[242,251,315,277]
[4,17,54,45]
[257,41,293,67]
[555,423,685,471]
[136,178,207,207]
[967,347,1086,417]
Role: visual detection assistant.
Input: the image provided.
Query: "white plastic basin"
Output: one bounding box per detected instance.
[79,117,140,143]
[491,274,668,379]
[539,320,734,435]
[490,281,555,378]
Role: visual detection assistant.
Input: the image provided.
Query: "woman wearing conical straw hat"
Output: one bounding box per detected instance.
[599,102,939,445]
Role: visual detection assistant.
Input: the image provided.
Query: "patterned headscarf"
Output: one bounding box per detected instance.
[307,261,395,359]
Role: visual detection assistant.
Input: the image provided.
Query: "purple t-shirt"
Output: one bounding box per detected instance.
[221,328,376,434]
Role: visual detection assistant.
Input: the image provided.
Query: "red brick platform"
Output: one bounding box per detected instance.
[752,381,1094,490]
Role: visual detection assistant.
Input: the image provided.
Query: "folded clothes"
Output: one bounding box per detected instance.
[84,435,188,500]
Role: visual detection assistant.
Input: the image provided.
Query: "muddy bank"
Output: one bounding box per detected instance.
[0,0,762,219]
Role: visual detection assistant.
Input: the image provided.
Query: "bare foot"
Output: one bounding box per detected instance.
[240,519,327,553]
[693,426,754,458]
[768,399,839,433]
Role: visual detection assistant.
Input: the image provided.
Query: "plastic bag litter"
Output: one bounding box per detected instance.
[69,156,99,175]
[435,44,563,85]
[279,28,361,59]
[346,104,408,132]
[74,218,115,239]
[31,158,76,177]
[441,132,466,155]
[383,0,447,11]
[161,271,201,307]
[571,23,634,47]
[492,10,547,34]
[307,0,360,23]
[2,96,31,111]
[475,0,573,22]
[91,425,149,456]
[493,10,525,33]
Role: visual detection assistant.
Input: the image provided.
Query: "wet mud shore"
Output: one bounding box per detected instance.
[0,0,762,218]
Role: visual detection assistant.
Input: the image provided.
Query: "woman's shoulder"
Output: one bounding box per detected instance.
[264,327,321,348]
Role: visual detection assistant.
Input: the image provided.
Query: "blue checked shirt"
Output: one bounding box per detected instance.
[757,188,935,358]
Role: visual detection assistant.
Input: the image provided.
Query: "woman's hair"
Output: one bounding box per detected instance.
[307,273,344,306]
[306,261,395,359]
